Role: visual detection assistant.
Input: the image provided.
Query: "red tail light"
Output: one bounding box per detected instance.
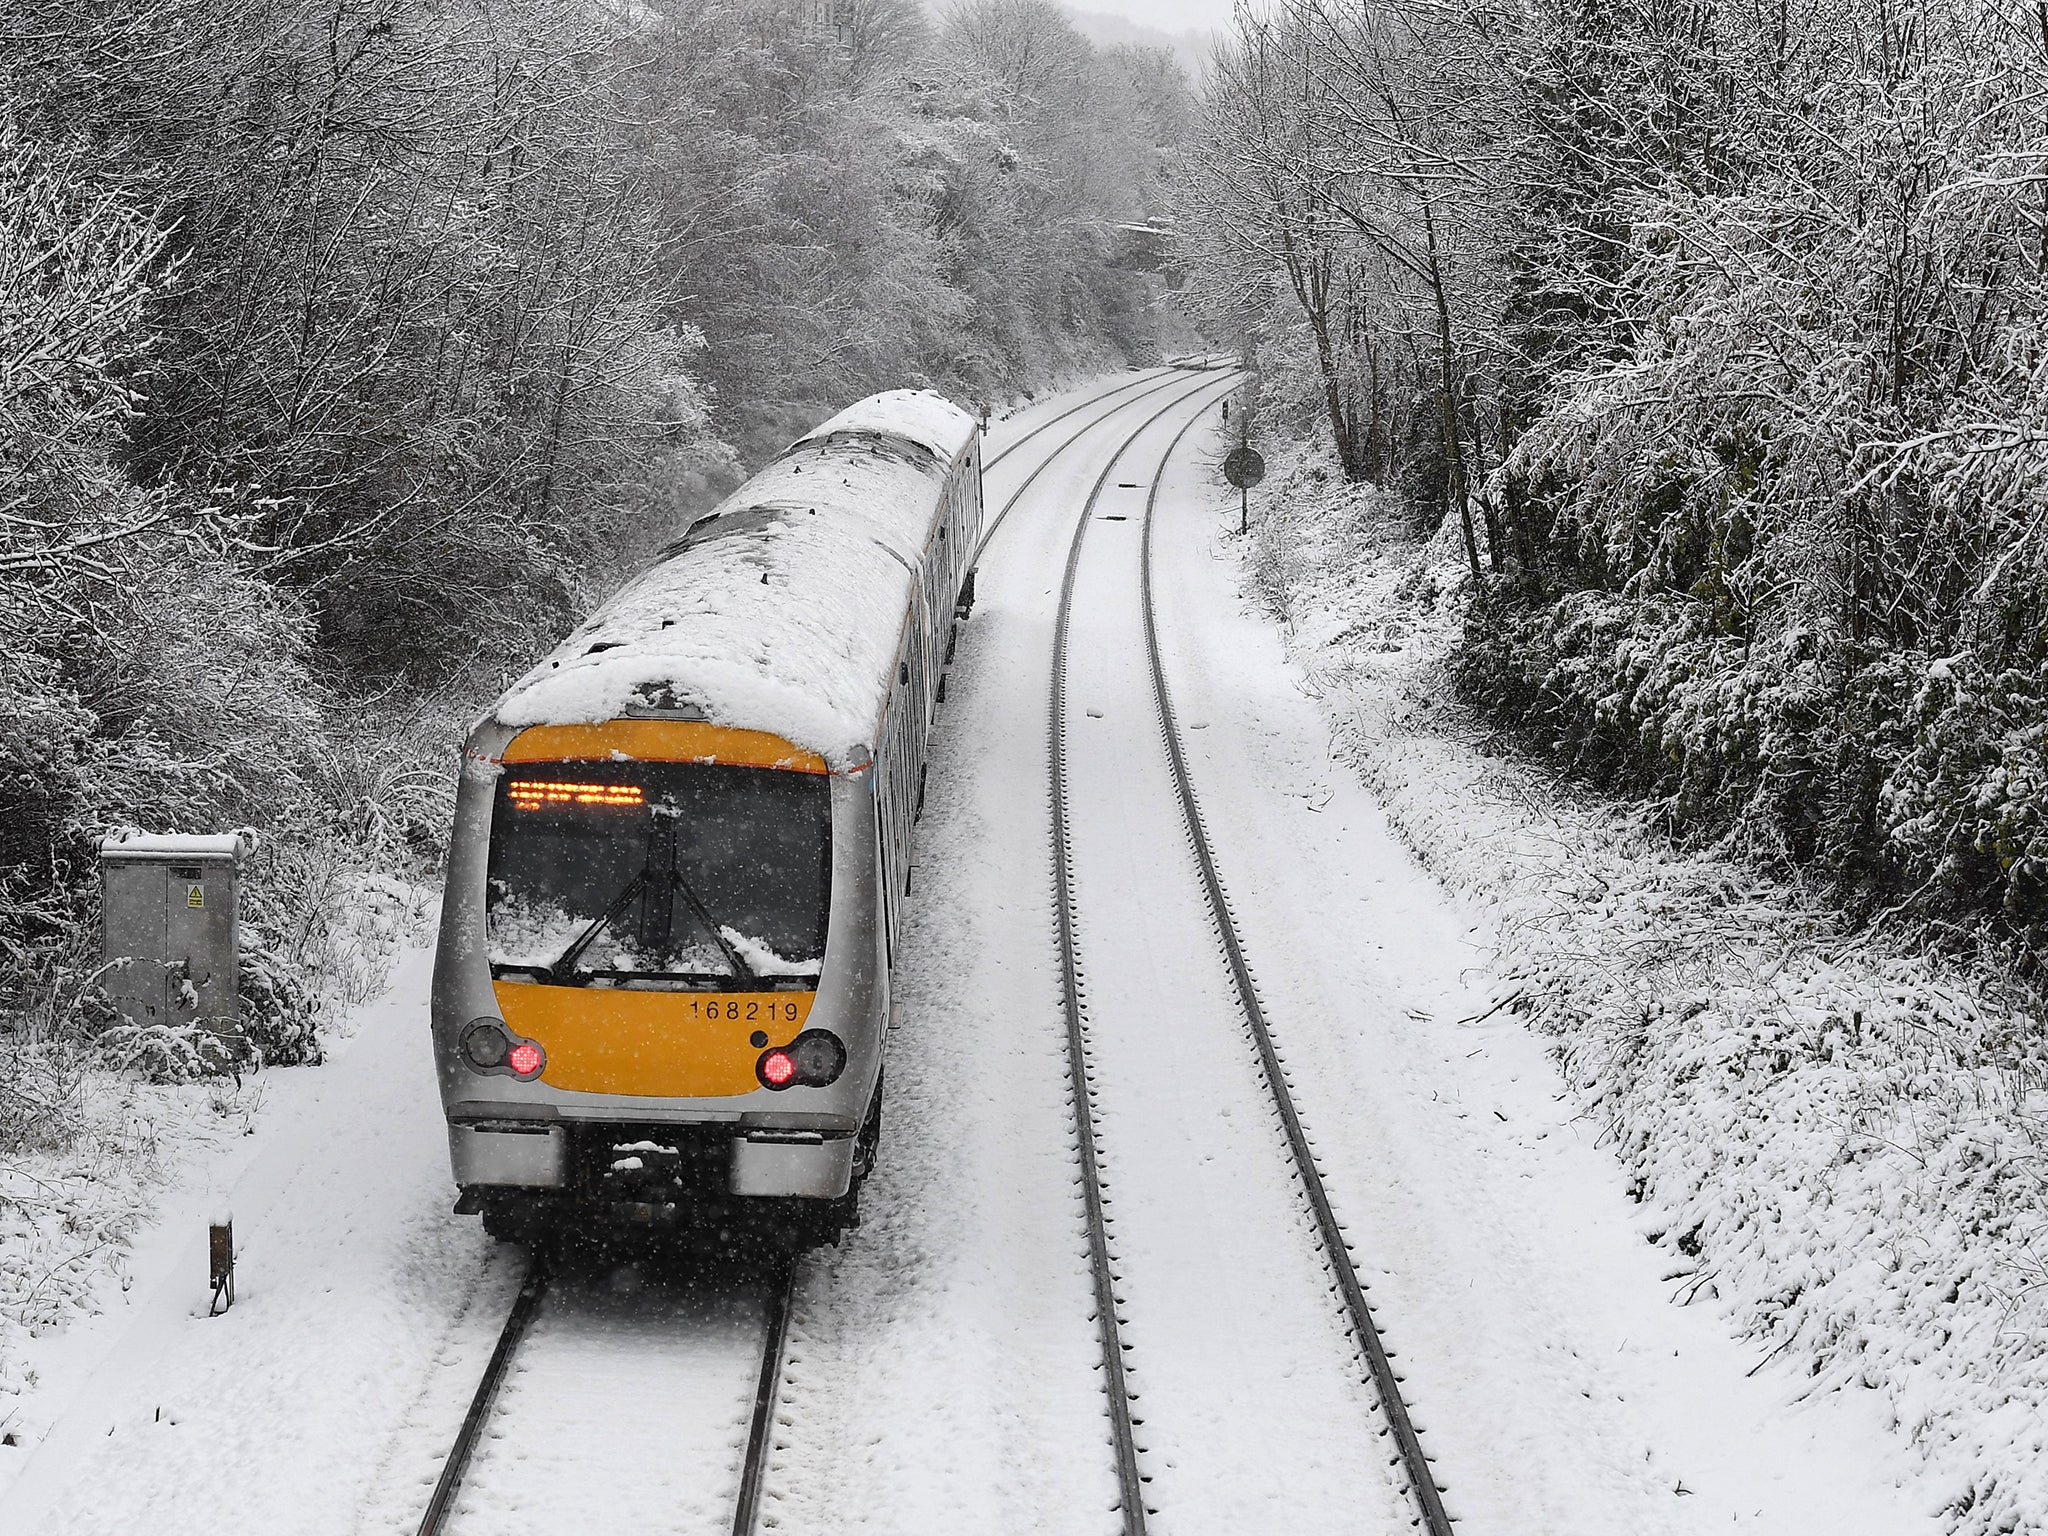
[507,1041,545,1078]
[756,1029,845,1090]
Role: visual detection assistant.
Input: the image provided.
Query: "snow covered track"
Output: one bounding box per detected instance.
[414,1261,549,1536]
[1042,377,1428,1534]
[729,1260,796,1536]
[979,364,1233,552]
[412,1254,795,1536]
[983,356,1232,478]
[1135,433,1454,1536]
[984,368,1181,475]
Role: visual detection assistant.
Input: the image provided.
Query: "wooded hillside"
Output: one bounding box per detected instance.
[1179,0,2048,962]
[0,0,1188,1061]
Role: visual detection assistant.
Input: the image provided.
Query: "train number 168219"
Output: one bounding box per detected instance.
[685,997,805,1023]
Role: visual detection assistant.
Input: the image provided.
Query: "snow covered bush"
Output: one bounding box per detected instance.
[86,932,319,1082]
[0,97,409,1059]
[1180,0,2048,964]
[1883,661,2048,928]
[1458,581,2048,952]
[235,933,321,1069]
[1441,0,2048,961]
[94,1017,251,1086]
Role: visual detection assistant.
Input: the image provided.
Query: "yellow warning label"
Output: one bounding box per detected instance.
[186,885,204,909]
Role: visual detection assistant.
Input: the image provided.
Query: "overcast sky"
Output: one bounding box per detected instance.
[1069,0,1237,41]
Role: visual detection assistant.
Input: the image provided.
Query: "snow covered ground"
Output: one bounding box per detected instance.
[1,941,506,1536]
[1058,397,1416,1532]
[1232,440,2048,1535]
[0,873,423,1472]
[0,374,1997,1535]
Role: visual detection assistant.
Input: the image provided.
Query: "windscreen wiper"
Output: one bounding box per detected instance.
[526,809,757,986]
[543,868,651,983]
[651,805,758,983]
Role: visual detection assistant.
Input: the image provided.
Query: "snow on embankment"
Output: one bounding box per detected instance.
[0,874,422,1420]
[497,391,974,765]
[1240,440,2048,1536]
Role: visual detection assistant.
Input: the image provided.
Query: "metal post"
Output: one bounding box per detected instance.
[1240,487,1248,536]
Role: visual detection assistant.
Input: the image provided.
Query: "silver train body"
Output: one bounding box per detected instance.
[429,392,982,1244]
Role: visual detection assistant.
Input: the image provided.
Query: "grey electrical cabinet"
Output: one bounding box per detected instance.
[99,831,249,1032]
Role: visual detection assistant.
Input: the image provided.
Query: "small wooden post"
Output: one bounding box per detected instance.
[208,1218,234,1315]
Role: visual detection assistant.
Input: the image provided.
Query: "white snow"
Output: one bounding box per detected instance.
[1231,435,2048,1533]
[0,373,2003,1536]
[483,893,586,968]
[1152,439,1945,1534]
[485,894,722,977]
[797,388,977,461]
[1,942,504,1536]
[1056,398,1414,1529]
[96,830,251,860]
[717,928,823,978]
[494,391,975,767]
[440,1275,766,1535]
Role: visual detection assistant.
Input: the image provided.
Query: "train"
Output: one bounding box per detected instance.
[430,390,983,1248]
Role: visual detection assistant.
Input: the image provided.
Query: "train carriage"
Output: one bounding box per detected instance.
[431,390,982,1247]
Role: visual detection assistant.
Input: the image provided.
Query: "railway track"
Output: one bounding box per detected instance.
[980,363,1236,551]
[398,369,1235,1536]
[408,371,1441,1536]
[399,375,1236,1536]
[982,355,1229,474]
[412,1255,797,1536]
[1038,374,1242,1531]
[1044,385,1455,1533]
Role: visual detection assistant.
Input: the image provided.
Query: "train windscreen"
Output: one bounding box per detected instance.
[485,761,831,989]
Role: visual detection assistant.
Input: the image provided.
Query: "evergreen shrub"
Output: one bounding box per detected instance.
[1459,584,2048,953]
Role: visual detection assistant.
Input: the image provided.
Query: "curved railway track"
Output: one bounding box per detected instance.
[980,364,1235,554]
[402,373,1236,1536]
[1040,373,1243,1531]
[1044,385,1455,1534]
[981,357,1226,475]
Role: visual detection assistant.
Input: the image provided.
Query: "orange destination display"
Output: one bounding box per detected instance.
[505,780,646,811]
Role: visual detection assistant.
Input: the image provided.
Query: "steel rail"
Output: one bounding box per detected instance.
[1136,421,1457,1536]
[413,1260,550,1536]
[408,368,1227,1536]
[978,370,1242,563]
[983,368,1172,472]
[1046,373,1243,1536]
[983,356,1225,472]
[414,1257,797,1536]
[730,1258,799,1536]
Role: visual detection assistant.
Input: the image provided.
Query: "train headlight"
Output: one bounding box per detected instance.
[757,1029,847,1090]
[461,1019,510,1069]
[459,1019,545,1080]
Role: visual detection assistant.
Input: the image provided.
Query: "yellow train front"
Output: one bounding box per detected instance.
[430,391,981,1248]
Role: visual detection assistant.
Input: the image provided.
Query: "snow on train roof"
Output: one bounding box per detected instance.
[491,391,975,768]
[798,389,977,461]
